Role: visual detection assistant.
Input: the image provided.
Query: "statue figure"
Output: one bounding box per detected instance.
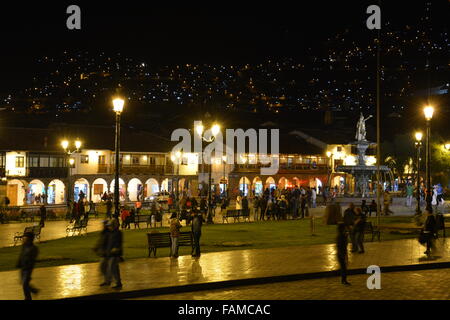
[355,113,373,141]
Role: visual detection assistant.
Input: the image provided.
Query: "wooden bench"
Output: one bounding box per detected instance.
[222,209,250,223]
[20,210,36,222]
[133,215,151,228]
[147,231,193,257]
[66,219,88,236]
[364,221,381,241]
[14,226,41,246]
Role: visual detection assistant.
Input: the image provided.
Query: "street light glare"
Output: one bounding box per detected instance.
[75,140,82,149]
[415,132,423,142]
[211,124,221,136]
[61,140,69,149]
[423,106,434,121]
[176,151,181,158]
[196,124,204,136]
[445,144,450,150]
[113,97,125,113]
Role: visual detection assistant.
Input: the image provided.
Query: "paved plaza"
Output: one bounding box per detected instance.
[135,268,450,300]
[0,235,449,299]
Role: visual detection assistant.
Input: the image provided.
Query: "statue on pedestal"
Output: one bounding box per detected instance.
[355,113,373,141]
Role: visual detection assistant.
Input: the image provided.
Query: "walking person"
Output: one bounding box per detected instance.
[369,200,377,217]
[311,188,317,208]
[191,212,205,257]
[16,232,39,300]
[106,198,113,219]
[95,220,110,286]
[383,190,393,215]
[343,203,356,252]
[421,209,437,256]
[252,196,260,221]
[406,183,414,207]
[236,195,242,216]
[336,223,350,285]
[260,197,267,221]
[39,205,47,228]
[352,207,366,253]
[104,219,123,289]
[170,213,182,258]
[300,194,307,219]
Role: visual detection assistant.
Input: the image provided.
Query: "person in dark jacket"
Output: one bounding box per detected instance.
[352,207,366,253]
[16,232,39,300]
[104,219,123,289]
[39,205,47,228]
[343,203,357,251]
[242,196,249,217]
[423,209,437,256]
[95,220,110,285]
[336,223,350,285]
[106,199,113,219]
[191,212,205,257]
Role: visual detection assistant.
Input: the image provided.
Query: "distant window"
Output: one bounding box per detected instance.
[98,155,105,165]
[81,155,89,164]
[132,156,139,165]
[149,157,155,165]
[337,146,342,152]
[40,157,49,167]
[15,156,24,168]
[28,156,39,167]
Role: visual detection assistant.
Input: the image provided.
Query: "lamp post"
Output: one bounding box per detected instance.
[195,122,220,224]
[171,151,181,202]
[424,106,434,213]
[414,131,423,215]
[61,139,82,204]
[222,155,227,198]
[113,97,125,219]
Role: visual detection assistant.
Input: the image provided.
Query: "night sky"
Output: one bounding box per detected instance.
[0,1,447,90]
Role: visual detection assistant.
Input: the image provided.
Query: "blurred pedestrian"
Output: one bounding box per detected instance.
[16,232,39,300]
[191,212,205,257]
[95,220,110,286]
[336,223,350,285]
[170,213,182,258]
[106,198,113,219]
[39,205,46,228]
[104,219,123,289]
[353,207,366,253]
[343,203,356,252]
[422,209,437,256]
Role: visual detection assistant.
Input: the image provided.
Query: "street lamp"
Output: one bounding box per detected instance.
[414,131,423,215]
[61,139,82,155]
[423,105,434,213]
[195,121,220,224]
[113,97,125,219]
[171,151,182,202]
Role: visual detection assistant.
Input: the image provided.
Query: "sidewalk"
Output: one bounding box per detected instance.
[1,237,449,300]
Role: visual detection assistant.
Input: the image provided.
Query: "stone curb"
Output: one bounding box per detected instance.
[62,261,450,300]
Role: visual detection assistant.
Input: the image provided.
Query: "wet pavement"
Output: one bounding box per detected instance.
[0,219,105,248]
[135,268,450,300]
[1,237,450,300]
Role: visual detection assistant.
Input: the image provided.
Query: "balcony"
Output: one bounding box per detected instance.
[97,164,172,175]
[232,163,329,174]
[27,167,69,178]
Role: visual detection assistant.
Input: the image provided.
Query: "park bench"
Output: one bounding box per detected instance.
[364,221,381,242]
[222,209,250,223]
[146,231,193,257]
[14,225,41,246]
[133,215,151,228]
[20,210,36,222]
[66,219,88,236]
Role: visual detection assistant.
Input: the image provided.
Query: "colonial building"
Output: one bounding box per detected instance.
[0,125,375,206]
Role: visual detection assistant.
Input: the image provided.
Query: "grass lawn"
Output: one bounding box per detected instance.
[0,216,419,272]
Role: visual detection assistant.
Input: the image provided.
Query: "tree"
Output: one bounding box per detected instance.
[381,133,415,184]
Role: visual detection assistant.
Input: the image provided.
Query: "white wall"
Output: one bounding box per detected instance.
[5,151,27,177]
